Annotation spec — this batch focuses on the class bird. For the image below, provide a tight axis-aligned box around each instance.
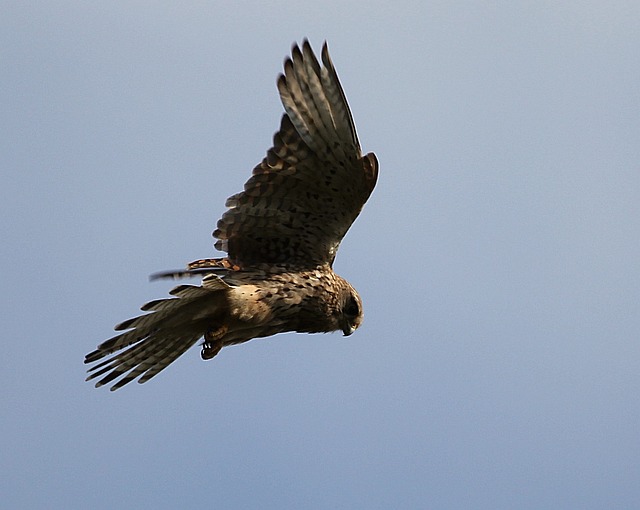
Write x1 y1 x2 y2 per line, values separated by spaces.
85 40 378 390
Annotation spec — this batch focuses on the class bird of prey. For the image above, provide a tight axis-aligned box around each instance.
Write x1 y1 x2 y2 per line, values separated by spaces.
85 40 378 390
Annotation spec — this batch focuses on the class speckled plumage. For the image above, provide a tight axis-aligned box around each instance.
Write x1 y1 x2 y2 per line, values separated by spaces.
85 40 377 390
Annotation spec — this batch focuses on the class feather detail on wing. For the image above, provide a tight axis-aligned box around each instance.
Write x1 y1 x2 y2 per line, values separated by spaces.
214 40 378 268
149 257 243 281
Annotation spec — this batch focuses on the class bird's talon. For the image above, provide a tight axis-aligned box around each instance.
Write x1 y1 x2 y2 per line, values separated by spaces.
201 324 227 360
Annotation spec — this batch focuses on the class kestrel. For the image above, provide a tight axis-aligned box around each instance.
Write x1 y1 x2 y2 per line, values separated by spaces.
85 40 378 390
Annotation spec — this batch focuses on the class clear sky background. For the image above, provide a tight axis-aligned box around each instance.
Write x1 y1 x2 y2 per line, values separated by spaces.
2 1 639 508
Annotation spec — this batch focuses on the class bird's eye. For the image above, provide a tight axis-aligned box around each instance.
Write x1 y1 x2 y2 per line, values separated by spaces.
344 297 360 318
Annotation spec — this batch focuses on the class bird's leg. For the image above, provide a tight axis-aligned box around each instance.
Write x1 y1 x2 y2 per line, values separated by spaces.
201 323 228 360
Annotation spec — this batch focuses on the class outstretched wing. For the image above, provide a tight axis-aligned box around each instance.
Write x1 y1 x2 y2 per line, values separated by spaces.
214 40 378 268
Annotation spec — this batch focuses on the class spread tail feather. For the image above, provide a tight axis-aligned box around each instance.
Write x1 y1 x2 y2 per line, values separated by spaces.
85 279 231 391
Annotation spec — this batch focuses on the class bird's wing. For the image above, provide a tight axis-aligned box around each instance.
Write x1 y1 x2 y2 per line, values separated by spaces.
214 40 378 268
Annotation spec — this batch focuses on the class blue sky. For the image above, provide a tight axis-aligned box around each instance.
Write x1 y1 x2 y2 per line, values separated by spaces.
2 1 639 508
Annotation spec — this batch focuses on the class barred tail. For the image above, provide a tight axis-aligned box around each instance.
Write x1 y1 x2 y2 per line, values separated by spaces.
85 277 230 391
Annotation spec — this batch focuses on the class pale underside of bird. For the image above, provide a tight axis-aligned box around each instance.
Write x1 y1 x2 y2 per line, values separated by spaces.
85 40 378 390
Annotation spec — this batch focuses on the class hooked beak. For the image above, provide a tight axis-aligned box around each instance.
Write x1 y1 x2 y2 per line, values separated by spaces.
342 325 356 336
